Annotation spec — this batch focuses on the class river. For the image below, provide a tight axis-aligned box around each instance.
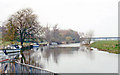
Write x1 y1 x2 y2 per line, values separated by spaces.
0 43 118 73
20 43 118 73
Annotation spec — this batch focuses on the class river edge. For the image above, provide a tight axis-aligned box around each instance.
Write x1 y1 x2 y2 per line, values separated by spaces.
0 41 119 54
82 44 119 54
89 40 119 54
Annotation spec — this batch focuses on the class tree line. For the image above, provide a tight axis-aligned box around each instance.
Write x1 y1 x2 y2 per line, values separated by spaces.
1 8 81 47
44 24 80 44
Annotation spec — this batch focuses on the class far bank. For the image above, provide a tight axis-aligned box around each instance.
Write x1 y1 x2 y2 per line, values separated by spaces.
90 40 119 54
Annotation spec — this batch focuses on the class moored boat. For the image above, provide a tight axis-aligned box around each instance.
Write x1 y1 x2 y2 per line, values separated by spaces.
0 50 21 63
49 42 58 47
30 43 39 47
0 50 9 63
39 42 49 46
3 45 21 53
5 45 22 49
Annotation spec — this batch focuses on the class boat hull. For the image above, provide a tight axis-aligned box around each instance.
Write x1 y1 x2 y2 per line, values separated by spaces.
3 49 21 55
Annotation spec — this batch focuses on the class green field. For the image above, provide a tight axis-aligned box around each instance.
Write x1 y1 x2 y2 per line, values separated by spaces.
90 40 119 54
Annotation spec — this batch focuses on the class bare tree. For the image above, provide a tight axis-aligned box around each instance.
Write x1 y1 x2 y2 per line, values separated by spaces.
79 32 86 44
86 30 94 44
51 24 60 42
44 24 52 43
79 30 94 45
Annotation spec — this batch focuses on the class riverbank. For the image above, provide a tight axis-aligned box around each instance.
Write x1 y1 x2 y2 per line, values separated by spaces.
90 40 119 54
0 40 31 49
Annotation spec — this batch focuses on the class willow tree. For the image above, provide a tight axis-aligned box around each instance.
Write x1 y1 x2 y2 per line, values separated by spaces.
4 8 43 47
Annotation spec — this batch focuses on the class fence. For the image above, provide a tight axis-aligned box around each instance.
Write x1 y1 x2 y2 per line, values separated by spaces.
0 61 55 74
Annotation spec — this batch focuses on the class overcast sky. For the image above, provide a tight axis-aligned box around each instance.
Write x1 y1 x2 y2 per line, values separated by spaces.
0 0 119 37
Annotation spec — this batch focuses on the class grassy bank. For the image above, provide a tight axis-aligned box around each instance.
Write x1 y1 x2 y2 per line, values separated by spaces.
0 40 32 49
90 40 119 54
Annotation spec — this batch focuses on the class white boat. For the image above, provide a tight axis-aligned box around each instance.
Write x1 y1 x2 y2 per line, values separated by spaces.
50 42 58 47
0 50 22 73
0 50 10 62
3 49 20 53
31 43 39 47
0 50 21 63
51 42 58 45
39 42 49 46
5 45 21 49
4 45 21 53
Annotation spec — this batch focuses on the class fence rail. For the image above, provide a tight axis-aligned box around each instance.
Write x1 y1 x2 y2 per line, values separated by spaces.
0 61 55 74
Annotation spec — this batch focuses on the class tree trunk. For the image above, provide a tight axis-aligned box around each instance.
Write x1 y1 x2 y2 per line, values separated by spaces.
20 30 23 48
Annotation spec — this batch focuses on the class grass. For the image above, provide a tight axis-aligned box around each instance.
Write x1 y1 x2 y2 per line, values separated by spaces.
90 40 119 54
0 40 11 49
0 40 32 48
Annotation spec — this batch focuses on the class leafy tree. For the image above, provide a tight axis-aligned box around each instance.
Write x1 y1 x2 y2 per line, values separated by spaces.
3 18 18 41
65 36 72 43
44 26 80 43
58 29 80 43
3 8 43 47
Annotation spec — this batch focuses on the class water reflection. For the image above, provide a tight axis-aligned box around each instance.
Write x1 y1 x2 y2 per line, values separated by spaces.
21 44 95 70
0 62 53 73
22 47 80 69
22 44 117 73
0 47 54 73
0 43 118 73
79 45 95 60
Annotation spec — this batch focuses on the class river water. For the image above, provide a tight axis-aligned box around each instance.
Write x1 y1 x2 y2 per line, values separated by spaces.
19 43 118 73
